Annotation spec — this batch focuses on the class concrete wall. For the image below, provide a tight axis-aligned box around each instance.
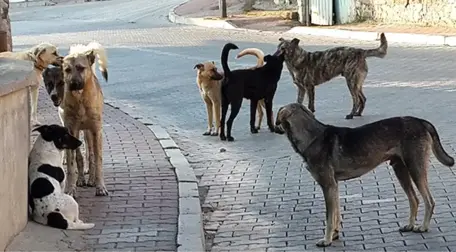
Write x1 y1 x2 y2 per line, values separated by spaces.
0 58 35 251
356 0 456 27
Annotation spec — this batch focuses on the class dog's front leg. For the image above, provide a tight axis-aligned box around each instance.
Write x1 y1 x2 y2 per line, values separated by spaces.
65 127 79 198
317 182 339 247
203 97 213 136
220 99 229 141
92 129 108 196
296 87 306 105
307 86 316 113
250 99 259 134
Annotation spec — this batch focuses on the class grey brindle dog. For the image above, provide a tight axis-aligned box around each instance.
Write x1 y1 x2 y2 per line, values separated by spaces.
274 33 387 119
274 103 454 247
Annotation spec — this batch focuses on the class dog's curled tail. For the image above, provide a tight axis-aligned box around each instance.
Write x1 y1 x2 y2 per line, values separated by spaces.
236 48 265 68
87 41 108 82
221 43 239 77
365 33 388 58
420 119 455 167
47 211 95 230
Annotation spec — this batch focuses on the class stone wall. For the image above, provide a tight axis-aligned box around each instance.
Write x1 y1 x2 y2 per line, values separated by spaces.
0 0 12 51
0 58 34 251
356 0 456 27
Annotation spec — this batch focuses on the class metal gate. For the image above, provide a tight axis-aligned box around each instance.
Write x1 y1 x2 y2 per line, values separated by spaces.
310 0 333 26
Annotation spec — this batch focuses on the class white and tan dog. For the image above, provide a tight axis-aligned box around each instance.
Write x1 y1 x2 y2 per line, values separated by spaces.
0 43 63 126
29 124 95 230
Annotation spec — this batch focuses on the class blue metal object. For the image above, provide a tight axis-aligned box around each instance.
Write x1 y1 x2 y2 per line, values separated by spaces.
334 0 356 24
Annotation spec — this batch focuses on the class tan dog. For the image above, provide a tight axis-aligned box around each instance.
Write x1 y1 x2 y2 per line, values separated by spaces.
194 48 266 136
62 42 109 197
0 43 63 126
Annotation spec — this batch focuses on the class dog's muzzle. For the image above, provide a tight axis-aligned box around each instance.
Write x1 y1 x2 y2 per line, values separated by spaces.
211 73 223 81
50 94 60 107
273 49 283 57
52 57 63 67
69 81 84 91
274 124 285 134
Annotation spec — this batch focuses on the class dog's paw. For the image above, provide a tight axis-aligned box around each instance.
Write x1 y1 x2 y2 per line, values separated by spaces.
268 127 275 133
316 239 331 247
65 186 78 198
76 176 87 187
412 225 429 233
255 126 260 131
332 230 340 240
220 135 227 141
210 131 218 136
87 176 96 187
354 112 362 117
95 185 109 196
202 131 211 136
399 224 415 232
345 114 354 120
227 136 235 142
250 128 259 134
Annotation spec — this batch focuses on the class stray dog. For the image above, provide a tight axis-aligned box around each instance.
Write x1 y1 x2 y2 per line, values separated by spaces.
193 48 266 136
62 41 109 197
0 43 63 126
42 66 88 174
275 33 387 119
28 124 95 230
274 103 455 247
220 43 284 141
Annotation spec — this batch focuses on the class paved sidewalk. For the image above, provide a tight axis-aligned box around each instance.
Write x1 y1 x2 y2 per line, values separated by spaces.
7 88 179 252
171 0 456 46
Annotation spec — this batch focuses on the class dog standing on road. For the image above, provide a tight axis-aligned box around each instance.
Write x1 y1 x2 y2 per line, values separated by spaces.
62 41 109 197
194 48 266 136
220 43 285 141
0 43 63 126
274 103 455 247
275 33 387 119
29 124 95 230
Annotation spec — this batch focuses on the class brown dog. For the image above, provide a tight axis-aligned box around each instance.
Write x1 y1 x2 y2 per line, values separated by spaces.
62 42 109 197
275 103 454 247
0 43 63 126
194 48 266 136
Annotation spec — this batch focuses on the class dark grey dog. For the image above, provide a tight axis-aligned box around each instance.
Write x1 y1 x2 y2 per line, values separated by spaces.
274 33 387 119
274 103 454 247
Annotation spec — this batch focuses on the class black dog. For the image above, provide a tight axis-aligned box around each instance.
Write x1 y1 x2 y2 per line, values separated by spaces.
220 43 284 141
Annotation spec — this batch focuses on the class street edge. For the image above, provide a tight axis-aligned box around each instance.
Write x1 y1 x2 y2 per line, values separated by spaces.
104 100 205 252
167 2 456 47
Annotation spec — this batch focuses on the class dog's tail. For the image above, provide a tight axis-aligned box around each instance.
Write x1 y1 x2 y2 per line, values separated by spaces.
236 48 265 68
365 33 387 58
47 211 95 230
419 119 455 167
221 43 239 77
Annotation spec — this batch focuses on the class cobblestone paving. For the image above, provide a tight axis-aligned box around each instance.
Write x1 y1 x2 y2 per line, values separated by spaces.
34 87 178 252
13 1 456 251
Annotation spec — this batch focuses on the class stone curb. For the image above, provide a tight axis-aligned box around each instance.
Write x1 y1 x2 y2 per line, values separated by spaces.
167 2 456 47
104 99 205 252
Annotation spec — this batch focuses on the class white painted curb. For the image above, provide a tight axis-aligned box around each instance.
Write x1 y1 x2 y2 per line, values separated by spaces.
105 99 205 252
168 1 456 47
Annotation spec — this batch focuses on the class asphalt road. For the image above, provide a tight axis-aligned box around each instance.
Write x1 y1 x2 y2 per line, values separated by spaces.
10 1 456 251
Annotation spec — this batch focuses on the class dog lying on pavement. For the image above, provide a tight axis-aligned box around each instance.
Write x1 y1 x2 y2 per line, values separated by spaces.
274 103 455 247
275 33 387 119
29 124 95 230
0 43 63 126
62 41 109 197
219 42 285 141
194 48 267 136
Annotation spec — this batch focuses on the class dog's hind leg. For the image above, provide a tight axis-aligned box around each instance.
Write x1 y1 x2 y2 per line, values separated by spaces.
344 76 360 120
404 144 435 233
390 157 419 232
203 97 214 136
250 99 259 134
220 98 229 141
264 98 275 132
353 71 367 117
226 99 243 142
92 129 109 196
317 181 338 247
256 100 264 131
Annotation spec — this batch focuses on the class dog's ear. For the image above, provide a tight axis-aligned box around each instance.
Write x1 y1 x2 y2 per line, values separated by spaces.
279 37 285 42
263 55 272 62
277 106 293 123
291 38 300 46
211 61 216 65
194 63 204 70
86 51 96 66
32 125 50 136
32 46 47 61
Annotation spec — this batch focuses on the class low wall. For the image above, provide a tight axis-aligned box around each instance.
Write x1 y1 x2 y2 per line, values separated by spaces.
0 58 35 251
356 0 456 27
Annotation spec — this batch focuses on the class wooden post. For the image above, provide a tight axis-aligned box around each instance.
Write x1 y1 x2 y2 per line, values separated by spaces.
0 31 7 53
219 0 227 18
